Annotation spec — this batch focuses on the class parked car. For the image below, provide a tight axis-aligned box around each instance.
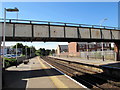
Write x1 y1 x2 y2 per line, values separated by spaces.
4 54 12 58
5 54 20 58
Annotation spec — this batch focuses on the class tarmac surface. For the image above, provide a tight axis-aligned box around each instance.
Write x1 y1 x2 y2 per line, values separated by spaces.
3 56 86 89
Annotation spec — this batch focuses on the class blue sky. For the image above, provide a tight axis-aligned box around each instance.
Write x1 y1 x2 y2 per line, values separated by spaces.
1 2 118 50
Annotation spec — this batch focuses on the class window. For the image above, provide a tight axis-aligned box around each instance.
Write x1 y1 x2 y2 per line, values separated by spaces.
79 44 85 48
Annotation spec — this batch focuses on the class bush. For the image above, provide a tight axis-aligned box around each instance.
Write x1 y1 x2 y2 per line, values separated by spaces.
4 58 16 68
20 54 25 57
5 60 10 67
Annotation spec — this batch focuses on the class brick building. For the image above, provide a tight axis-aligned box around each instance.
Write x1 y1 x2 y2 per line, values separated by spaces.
56 42 112 56
68 42 112 56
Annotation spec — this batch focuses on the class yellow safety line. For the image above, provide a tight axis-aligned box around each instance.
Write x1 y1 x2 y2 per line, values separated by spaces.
37 57 69 88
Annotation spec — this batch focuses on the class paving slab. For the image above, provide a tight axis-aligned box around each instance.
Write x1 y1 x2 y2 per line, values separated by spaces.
3 57 86 89
50 56 120 67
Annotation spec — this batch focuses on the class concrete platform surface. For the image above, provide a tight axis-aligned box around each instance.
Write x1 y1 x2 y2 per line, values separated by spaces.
3 56 86 89
50 56 120 68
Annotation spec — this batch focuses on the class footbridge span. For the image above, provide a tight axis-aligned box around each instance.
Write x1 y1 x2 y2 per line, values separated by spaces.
0 19 120 42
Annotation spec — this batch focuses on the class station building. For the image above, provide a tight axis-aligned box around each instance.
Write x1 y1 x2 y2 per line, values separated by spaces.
68 42 112 56
56 42 113 57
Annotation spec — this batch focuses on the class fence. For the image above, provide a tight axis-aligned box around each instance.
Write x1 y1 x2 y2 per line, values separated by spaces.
55 50 116 61
80 50 116 60
17 53 36 63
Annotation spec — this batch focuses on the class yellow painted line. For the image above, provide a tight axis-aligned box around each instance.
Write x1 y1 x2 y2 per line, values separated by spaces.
37 57 69 88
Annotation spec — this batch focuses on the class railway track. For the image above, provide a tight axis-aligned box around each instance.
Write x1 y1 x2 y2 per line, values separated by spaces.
41 56 120 89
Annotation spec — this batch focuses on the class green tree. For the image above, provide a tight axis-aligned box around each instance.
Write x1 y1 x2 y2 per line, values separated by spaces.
45 49 51 56
12 43 36 56
51 49 55 54
12 43 24 54
35 48 52 56
12 43 24 48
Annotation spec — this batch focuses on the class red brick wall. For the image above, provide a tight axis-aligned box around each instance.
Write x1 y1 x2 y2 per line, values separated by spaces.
69 52 80 56
68 42 77 53
60 52 69 55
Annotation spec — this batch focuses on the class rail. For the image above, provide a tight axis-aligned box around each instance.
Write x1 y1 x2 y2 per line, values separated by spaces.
0 18 119 30
42 57 120 89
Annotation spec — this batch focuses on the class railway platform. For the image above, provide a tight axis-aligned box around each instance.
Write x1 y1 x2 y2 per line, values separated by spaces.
3 56 87 89
50 56 120 68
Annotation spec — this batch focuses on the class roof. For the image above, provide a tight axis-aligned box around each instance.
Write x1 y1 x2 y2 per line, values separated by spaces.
77 42 96 45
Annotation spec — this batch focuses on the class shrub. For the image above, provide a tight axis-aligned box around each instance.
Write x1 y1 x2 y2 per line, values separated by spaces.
4 58 16 68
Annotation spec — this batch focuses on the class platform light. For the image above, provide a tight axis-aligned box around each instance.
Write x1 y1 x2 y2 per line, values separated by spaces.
6 7 19 12
3 7 19 68
100 18 108 61
100 18 108 26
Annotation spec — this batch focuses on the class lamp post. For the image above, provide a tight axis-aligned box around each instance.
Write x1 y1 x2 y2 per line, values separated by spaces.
30 42 32 58
87 42 89 60
29 46 31 62
100 18 108 26
16 43 18 68
16 11 19 67
26 43 27 59
3 7 19 68
100 18 108 61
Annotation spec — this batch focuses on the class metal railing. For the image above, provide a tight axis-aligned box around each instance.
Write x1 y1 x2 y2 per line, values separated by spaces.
0 18 119 30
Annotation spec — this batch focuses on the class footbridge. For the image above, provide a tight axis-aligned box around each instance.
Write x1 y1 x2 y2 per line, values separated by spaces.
0 19 120 42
